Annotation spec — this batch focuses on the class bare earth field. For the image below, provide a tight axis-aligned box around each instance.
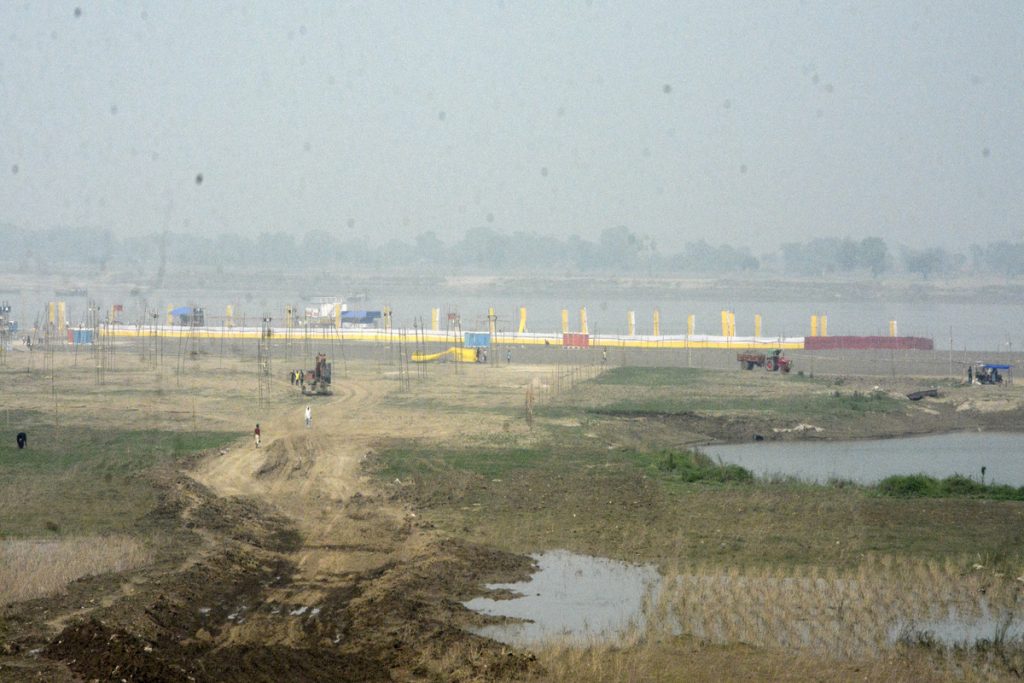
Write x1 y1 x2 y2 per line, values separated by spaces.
1 341 1023 681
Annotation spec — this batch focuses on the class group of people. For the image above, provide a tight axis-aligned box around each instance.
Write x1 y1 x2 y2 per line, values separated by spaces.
253 405 312 447
968 364 1004 385
473 349 515 363
289 369 306 385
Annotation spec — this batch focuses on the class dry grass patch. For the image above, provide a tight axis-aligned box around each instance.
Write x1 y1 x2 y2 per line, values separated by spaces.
0 535 151 603
658 556 1024 659
533 556 1024 682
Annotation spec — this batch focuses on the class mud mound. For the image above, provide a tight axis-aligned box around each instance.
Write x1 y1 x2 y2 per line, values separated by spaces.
200 644 389 682
45 618 190 681
254 447 289 478
40 539 539 683
253 437 315 480
190 494 302 552
332 538 539 679
147 474 301 552
46 617 390 683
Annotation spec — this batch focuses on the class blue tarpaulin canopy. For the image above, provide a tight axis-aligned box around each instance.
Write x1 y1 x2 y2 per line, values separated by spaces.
171 306 193 315
979 364 1013 370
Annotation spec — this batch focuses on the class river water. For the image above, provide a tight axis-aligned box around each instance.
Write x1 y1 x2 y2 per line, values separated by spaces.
702 432 1024 486
5 280 1024 351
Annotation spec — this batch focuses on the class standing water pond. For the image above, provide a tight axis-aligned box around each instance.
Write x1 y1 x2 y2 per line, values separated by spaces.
702 432 1024 486
464 550 660 647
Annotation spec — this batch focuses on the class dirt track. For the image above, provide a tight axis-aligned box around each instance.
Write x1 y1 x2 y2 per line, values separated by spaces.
2 363 545 682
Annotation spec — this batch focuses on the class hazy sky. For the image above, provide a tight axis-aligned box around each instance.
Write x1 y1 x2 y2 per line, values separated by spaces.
1 1 1021 251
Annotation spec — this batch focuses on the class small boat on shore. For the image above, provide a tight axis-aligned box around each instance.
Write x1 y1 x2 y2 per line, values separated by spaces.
906 388 939 401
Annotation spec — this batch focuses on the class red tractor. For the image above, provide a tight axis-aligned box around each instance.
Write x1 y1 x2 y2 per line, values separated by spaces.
737 349 792 373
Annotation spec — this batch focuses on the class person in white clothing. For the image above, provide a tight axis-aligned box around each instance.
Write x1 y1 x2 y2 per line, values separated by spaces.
304 405 312 428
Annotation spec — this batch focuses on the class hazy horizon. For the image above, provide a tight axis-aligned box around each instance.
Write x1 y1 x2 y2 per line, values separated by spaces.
2 2 1022 251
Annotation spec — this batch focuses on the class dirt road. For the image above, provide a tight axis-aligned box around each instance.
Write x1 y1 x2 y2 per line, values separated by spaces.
3 364 542 682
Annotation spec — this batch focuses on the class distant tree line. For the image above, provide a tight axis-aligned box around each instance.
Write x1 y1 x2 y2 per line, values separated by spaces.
1 222 1022 279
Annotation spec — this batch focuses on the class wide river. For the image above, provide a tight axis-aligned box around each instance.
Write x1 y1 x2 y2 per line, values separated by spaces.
702 432 1024 486
7 282 1024 351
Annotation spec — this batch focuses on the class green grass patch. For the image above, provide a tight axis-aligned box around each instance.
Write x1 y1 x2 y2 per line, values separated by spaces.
379 444 555 481
373 438 1024 570
0 425 241 537
592 366 711 387
655 449 754 483
376 441 754 490
877 474 1024 500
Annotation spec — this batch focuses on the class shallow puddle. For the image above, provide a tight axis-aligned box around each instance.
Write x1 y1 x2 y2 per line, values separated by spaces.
464 550 661 647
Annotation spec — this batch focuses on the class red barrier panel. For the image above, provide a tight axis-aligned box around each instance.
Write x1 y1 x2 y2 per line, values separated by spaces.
804 336 933 351
562 333 590 348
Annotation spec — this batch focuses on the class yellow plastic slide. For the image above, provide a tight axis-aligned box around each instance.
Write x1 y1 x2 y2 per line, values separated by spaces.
410 347 480 363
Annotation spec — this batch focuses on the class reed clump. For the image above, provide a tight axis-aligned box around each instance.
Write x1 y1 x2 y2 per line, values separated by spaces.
536 555 1024 681
0 535 151 603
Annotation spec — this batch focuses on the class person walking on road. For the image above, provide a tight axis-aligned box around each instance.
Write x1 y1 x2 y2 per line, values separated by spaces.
506 349 512 364
305 405 312 428
254 424 261 448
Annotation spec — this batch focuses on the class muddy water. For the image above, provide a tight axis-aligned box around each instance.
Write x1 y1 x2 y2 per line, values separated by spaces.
703 432 1024 486
463 550 660 647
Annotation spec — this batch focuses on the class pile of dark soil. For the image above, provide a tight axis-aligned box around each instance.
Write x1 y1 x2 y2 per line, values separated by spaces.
10 469 541 682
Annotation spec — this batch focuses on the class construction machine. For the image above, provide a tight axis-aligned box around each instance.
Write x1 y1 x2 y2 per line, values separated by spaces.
301 353 333 395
